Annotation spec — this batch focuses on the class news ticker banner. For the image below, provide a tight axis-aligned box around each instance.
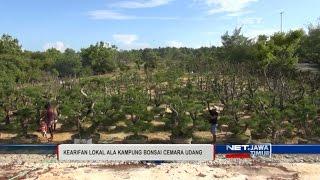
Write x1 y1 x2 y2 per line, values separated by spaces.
58 144 214 161
222 144 272 158
216 144 320 154
57 144 271 160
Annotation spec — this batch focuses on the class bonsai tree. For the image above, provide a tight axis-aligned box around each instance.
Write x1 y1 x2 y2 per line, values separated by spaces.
249 89 301 143
122 87 152 140
93 94 124 132
183 79 206 130
15 107 34 137
161 74 203 141
164 95 193 140
0 80 16 126
59 82 94 139
15 86 44 138
288 98 317 138
81 78 115 134
59 76 125 143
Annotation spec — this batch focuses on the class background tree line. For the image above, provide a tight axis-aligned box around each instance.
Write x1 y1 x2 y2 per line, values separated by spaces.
0 23 319 143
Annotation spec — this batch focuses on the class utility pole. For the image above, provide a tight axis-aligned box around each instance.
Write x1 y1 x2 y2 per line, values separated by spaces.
280 11 284 33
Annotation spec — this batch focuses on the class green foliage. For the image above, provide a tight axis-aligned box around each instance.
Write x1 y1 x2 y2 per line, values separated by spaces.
299 23 320 64
0 54 27 82
13 86 45 136
258 30 304 69
16 107 35 136
0 29 320 143
59 82 88 132
122 87 152 136
289 98 318 136
142 49 158 72
0 34 22 55
80 42 117 74
164 95 193 138
193 116 211 131
45 48 62 60
54 48 82 77
93 93 124 132
221 28 255 63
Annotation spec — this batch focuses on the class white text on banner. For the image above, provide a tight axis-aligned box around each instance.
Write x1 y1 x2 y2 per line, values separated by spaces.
58 144 214 161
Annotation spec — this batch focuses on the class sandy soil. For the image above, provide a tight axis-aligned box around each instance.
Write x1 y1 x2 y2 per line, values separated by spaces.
0 129 216 144
2 124 320 179
1 154 320 180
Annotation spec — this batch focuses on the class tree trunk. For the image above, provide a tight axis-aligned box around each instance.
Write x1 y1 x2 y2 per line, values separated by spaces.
5 116 10 125
21 118 28 137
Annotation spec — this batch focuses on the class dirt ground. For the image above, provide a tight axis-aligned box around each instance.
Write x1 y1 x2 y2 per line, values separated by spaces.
1 154 320 180
2 122 320 179
0 121 218 144
0 130 214 144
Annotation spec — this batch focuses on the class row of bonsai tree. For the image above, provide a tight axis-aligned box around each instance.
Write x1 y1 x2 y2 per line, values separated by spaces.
0 27 320 143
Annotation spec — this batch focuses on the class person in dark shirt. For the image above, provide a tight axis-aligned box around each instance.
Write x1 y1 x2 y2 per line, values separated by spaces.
42 102 57 141
209 107 218 144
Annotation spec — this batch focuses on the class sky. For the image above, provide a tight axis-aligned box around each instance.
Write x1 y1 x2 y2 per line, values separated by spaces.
0 0 319 51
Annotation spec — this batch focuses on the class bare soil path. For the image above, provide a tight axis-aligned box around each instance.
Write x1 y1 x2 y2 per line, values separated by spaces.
1 154 320 180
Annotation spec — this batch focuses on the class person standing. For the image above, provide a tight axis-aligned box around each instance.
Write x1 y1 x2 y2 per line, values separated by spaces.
42 102 57 141
209 107 218 144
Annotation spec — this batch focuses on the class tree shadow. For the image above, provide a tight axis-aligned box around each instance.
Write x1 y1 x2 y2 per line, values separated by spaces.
148 139 171 144
0 134 40 144
149 124 167 132
107 125 128 133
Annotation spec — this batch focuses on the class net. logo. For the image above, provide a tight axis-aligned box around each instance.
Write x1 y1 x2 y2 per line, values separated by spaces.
225 144 272 158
